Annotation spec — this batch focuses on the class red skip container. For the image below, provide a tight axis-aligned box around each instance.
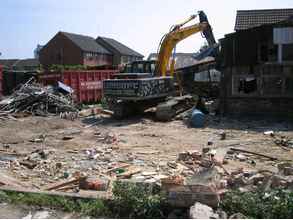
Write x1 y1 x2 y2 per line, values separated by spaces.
39 70 117 103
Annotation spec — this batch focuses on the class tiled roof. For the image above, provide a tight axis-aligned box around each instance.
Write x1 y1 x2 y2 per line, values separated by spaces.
61 32 111 54
235 8 293 31
97 37 144 57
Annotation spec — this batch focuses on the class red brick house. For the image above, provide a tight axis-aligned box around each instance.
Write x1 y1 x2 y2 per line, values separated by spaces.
96 37 144 66
39 32 113 69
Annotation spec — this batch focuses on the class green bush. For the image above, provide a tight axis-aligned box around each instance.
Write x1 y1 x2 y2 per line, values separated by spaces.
49 64 87 71
1 191 109 218
0 183 169 219
110 181 167 219
221 189 293 219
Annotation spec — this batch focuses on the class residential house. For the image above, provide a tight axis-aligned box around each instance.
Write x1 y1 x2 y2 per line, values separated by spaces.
0 59 19 70
96 37 144 66
219 9 293 116
39 32 113 69
0 59 39 95
13 59 40 71
0 58 40 71
235 8 293 31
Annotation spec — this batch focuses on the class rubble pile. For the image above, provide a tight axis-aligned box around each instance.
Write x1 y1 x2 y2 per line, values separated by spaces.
0 78 77 118
158 145 293 213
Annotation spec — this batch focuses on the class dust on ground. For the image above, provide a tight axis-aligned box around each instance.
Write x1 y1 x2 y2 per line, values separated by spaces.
0 114 293 189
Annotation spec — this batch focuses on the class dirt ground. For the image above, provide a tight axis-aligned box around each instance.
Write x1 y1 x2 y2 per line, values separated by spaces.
0 202 82 219
0 112 293 190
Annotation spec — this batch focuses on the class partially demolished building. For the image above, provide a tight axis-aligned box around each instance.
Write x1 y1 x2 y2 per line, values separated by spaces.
220 9 293 116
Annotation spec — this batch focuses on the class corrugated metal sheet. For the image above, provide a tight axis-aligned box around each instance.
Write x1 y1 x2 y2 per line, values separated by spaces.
274 27 293 44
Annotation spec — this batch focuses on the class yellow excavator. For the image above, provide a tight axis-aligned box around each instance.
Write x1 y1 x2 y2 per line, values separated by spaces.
103 11 217 119
156 11 216 77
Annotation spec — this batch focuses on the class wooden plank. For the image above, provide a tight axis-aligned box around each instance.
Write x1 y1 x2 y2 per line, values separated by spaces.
0 185 110 200
105 163 131 174
20 160 37 169
101 109 113 115
230 148 278 161
57 184 78 192
0 171 29 188
44 176 85 191
116 167 141 179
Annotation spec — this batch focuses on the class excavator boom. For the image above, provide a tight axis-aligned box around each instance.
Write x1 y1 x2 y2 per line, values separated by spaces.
155 11 216 77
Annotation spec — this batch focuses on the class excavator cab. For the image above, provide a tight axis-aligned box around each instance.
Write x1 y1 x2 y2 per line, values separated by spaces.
122 60 156 74
114 60 157 79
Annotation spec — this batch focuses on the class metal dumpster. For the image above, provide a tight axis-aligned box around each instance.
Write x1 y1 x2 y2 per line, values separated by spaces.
39 70 118 103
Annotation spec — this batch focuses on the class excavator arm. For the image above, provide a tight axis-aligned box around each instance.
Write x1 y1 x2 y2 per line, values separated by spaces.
155 11 216 77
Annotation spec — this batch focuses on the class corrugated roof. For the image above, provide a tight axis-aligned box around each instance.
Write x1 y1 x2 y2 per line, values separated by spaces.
61 32 111 54
97 37 144 57
235 8 293 31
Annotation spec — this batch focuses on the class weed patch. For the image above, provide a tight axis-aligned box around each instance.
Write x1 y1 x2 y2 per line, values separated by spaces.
110 181 169 218
221 189 293 219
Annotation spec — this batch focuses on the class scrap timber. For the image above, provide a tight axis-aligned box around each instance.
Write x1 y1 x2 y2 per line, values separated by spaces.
0 78 77 117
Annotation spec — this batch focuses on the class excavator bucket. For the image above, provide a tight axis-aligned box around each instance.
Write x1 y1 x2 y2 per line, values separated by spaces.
198 11 216 47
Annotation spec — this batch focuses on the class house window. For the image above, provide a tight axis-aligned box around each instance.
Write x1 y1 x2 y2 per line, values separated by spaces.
84 52 94 59
121 56 128 64
232 74 258 95
238 77 257 94
132 63 144 73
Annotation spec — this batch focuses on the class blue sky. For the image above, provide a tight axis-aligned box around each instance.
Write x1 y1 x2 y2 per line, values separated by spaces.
0 0 292 59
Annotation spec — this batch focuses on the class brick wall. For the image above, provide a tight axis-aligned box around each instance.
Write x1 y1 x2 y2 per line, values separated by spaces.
220 63 293 116
224 97 293 116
